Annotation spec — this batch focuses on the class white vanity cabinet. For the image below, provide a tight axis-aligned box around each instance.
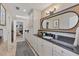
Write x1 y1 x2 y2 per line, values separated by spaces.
52 44 63 56
36 37 44 55
32 35 38 52
26 35 78 56
33 36 53 56
37 36 78 56
37 37 53 56
42 39 53 56
30 35 43 55
61 48 78 56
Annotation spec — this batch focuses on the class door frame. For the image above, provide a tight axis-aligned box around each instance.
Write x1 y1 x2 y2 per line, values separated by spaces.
13 20 25 42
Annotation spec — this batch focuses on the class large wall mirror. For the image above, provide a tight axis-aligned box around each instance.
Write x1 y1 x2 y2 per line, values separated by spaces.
42 11 79 30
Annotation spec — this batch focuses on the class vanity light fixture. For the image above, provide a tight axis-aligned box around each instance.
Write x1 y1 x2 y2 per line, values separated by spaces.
49 8 56 15
45 4 61 15
46 8 56 15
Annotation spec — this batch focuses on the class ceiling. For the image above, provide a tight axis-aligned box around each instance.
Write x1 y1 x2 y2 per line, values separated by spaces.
4 3 77 19
4 3 52 18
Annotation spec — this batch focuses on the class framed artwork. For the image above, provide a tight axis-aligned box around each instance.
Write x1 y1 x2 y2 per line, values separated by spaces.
0 3 6 26
53 19 59 29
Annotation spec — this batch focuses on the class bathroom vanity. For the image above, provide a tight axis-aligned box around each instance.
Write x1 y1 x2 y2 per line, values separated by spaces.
26 4 79 56
24 4 79 56
25 30 79 56
33 34 79 56
25 32 79 56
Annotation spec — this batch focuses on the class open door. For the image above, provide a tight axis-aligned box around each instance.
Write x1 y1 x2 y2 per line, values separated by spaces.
12 20 25 43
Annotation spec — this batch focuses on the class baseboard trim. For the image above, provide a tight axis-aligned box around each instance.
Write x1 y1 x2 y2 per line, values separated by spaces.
25 39 39 56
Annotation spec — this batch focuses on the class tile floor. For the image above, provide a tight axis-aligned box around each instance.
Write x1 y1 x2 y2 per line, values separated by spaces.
16 41 35 56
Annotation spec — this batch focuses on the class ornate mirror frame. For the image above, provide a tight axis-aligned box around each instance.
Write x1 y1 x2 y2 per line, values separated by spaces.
40 4 79 33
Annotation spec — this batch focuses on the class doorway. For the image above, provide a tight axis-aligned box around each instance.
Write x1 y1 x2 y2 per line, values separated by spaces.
12 20 25 43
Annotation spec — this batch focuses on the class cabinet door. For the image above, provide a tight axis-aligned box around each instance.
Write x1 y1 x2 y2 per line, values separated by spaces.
37 38 53 56
53 45 63 56
53 44 78 56
32 36 38 52
62 48 78 56
42 40 53 56
37 38 43 56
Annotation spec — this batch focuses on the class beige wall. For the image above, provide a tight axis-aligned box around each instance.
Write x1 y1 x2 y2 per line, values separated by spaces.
0 4 30 55
0 4 14 55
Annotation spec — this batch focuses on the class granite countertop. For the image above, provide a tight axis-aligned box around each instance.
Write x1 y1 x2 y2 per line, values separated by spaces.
33 34 79 55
